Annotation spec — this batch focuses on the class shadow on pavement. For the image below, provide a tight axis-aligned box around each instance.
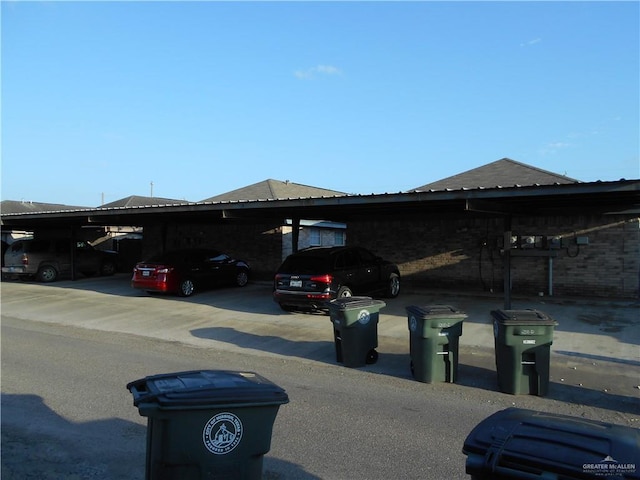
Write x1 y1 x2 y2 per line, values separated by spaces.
1 393 146 480
556 350 640 367
192 326 339 365
191 327 640 416
1 393 318 480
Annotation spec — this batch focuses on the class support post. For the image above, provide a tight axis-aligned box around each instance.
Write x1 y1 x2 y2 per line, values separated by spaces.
291 218 300 253
503 217 512 310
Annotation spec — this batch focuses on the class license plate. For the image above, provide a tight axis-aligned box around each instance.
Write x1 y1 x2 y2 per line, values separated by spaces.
2 267 23 273
142 270 151 277
290 279 303 288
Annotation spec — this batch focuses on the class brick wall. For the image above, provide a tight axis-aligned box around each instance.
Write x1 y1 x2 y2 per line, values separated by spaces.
146 213 639 298
347 214 639 299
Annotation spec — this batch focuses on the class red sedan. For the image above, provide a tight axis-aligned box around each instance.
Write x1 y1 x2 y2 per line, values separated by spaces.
132 249 250 297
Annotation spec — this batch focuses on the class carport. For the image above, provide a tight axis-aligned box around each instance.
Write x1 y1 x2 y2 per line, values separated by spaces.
2 179 640 307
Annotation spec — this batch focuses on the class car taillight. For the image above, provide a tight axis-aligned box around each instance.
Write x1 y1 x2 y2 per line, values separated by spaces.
21 254 28 266
310 274 332 284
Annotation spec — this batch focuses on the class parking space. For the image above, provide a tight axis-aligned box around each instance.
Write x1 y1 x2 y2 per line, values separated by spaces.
2 273 639 370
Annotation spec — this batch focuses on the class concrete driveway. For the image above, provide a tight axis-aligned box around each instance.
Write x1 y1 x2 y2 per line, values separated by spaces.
2 273 639 402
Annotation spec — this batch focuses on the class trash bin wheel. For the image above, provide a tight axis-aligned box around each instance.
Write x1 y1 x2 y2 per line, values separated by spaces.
366 349 378 364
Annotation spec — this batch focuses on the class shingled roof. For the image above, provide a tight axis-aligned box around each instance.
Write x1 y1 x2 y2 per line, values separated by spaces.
1 200 90 214
99 195 188 208
201 179 345 202
410 158 580 192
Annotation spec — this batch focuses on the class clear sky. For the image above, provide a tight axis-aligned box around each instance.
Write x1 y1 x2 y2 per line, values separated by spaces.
2 1 639 207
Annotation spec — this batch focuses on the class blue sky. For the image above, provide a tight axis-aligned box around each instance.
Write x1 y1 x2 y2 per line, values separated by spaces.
2 1 638 207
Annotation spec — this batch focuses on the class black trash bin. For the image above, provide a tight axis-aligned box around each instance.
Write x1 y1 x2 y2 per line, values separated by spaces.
329 296 386 368
406 304 467 383
463 407 640 480
491 309 558 396
127 370 289 480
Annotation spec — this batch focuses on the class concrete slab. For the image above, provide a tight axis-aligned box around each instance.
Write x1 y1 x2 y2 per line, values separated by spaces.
2 274 639 409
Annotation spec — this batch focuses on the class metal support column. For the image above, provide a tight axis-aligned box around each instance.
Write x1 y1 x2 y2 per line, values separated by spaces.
503 216 512 310
291 218 300 253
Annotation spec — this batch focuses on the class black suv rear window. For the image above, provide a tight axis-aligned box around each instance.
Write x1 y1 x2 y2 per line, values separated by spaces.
279 255 328 273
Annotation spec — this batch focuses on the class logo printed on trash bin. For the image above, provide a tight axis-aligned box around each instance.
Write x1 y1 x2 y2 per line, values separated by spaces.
358 309 371 325
410 316 417 332
203 412 243 455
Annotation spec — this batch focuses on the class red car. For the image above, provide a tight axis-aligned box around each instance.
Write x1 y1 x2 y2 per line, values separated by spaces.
131 249 250 296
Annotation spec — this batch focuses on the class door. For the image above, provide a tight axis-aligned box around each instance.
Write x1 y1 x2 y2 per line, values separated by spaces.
354 247 383 293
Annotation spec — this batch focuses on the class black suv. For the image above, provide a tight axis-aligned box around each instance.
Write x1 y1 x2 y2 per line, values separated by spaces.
273 246 400 312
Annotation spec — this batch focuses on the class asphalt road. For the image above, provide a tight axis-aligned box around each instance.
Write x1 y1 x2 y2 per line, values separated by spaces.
1 275 639 479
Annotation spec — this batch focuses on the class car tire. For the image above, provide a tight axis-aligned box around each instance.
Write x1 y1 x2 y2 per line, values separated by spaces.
100 261 116 276
279 304 295 312
337 286 353 298
386 273 400 298
36 265 58 283
235 268 249 287
178 279 195 297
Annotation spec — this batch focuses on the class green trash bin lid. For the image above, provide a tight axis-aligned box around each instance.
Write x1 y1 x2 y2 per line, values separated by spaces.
491 309 557 326
127 370 289 409
329 296 386 311
406 304 467 320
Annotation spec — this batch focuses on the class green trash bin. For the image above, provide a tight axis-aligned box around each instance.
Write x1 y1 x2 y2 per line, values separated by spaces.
406 305 467 383
127 370 289 480
329 296 386 368
491 309 558 396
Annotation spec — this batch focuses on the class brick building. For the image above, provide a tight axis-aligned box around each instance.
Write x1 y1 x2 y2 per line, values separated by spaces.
2 159 639 299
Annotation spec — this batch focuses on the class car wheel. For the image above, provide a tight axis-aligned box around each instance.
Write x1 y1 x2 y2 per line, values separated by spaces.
178 279 195 297
100 261 116 276
387 273 400 298
337 286 353 298
36 265 58 283
235 268 249 287
279 304 295 312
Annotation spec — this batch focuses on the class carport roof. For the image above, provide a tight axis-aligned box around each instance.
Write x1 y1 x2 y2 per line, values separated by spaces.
1 159 638 230
1 179 638 230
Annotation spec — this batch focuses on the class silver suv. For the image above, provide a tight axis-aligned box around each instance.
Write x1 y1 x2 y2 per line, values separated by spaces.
2 238 118 282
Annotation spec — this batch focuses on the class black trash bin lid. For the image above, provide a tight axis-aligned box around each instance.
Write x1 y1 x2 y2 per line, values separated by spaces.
463 408 640 479
405 304 467 320
127 370 289 408
491 309 558 326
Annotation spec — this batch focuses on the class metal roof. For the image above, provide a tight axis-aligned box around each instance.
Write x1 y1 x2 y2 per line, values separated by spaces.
2 179 638 230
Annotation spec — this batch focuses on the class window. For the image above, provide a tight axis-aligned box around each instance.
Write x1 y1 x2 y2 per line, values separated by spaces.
309 229 321 246
334 230 345 246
